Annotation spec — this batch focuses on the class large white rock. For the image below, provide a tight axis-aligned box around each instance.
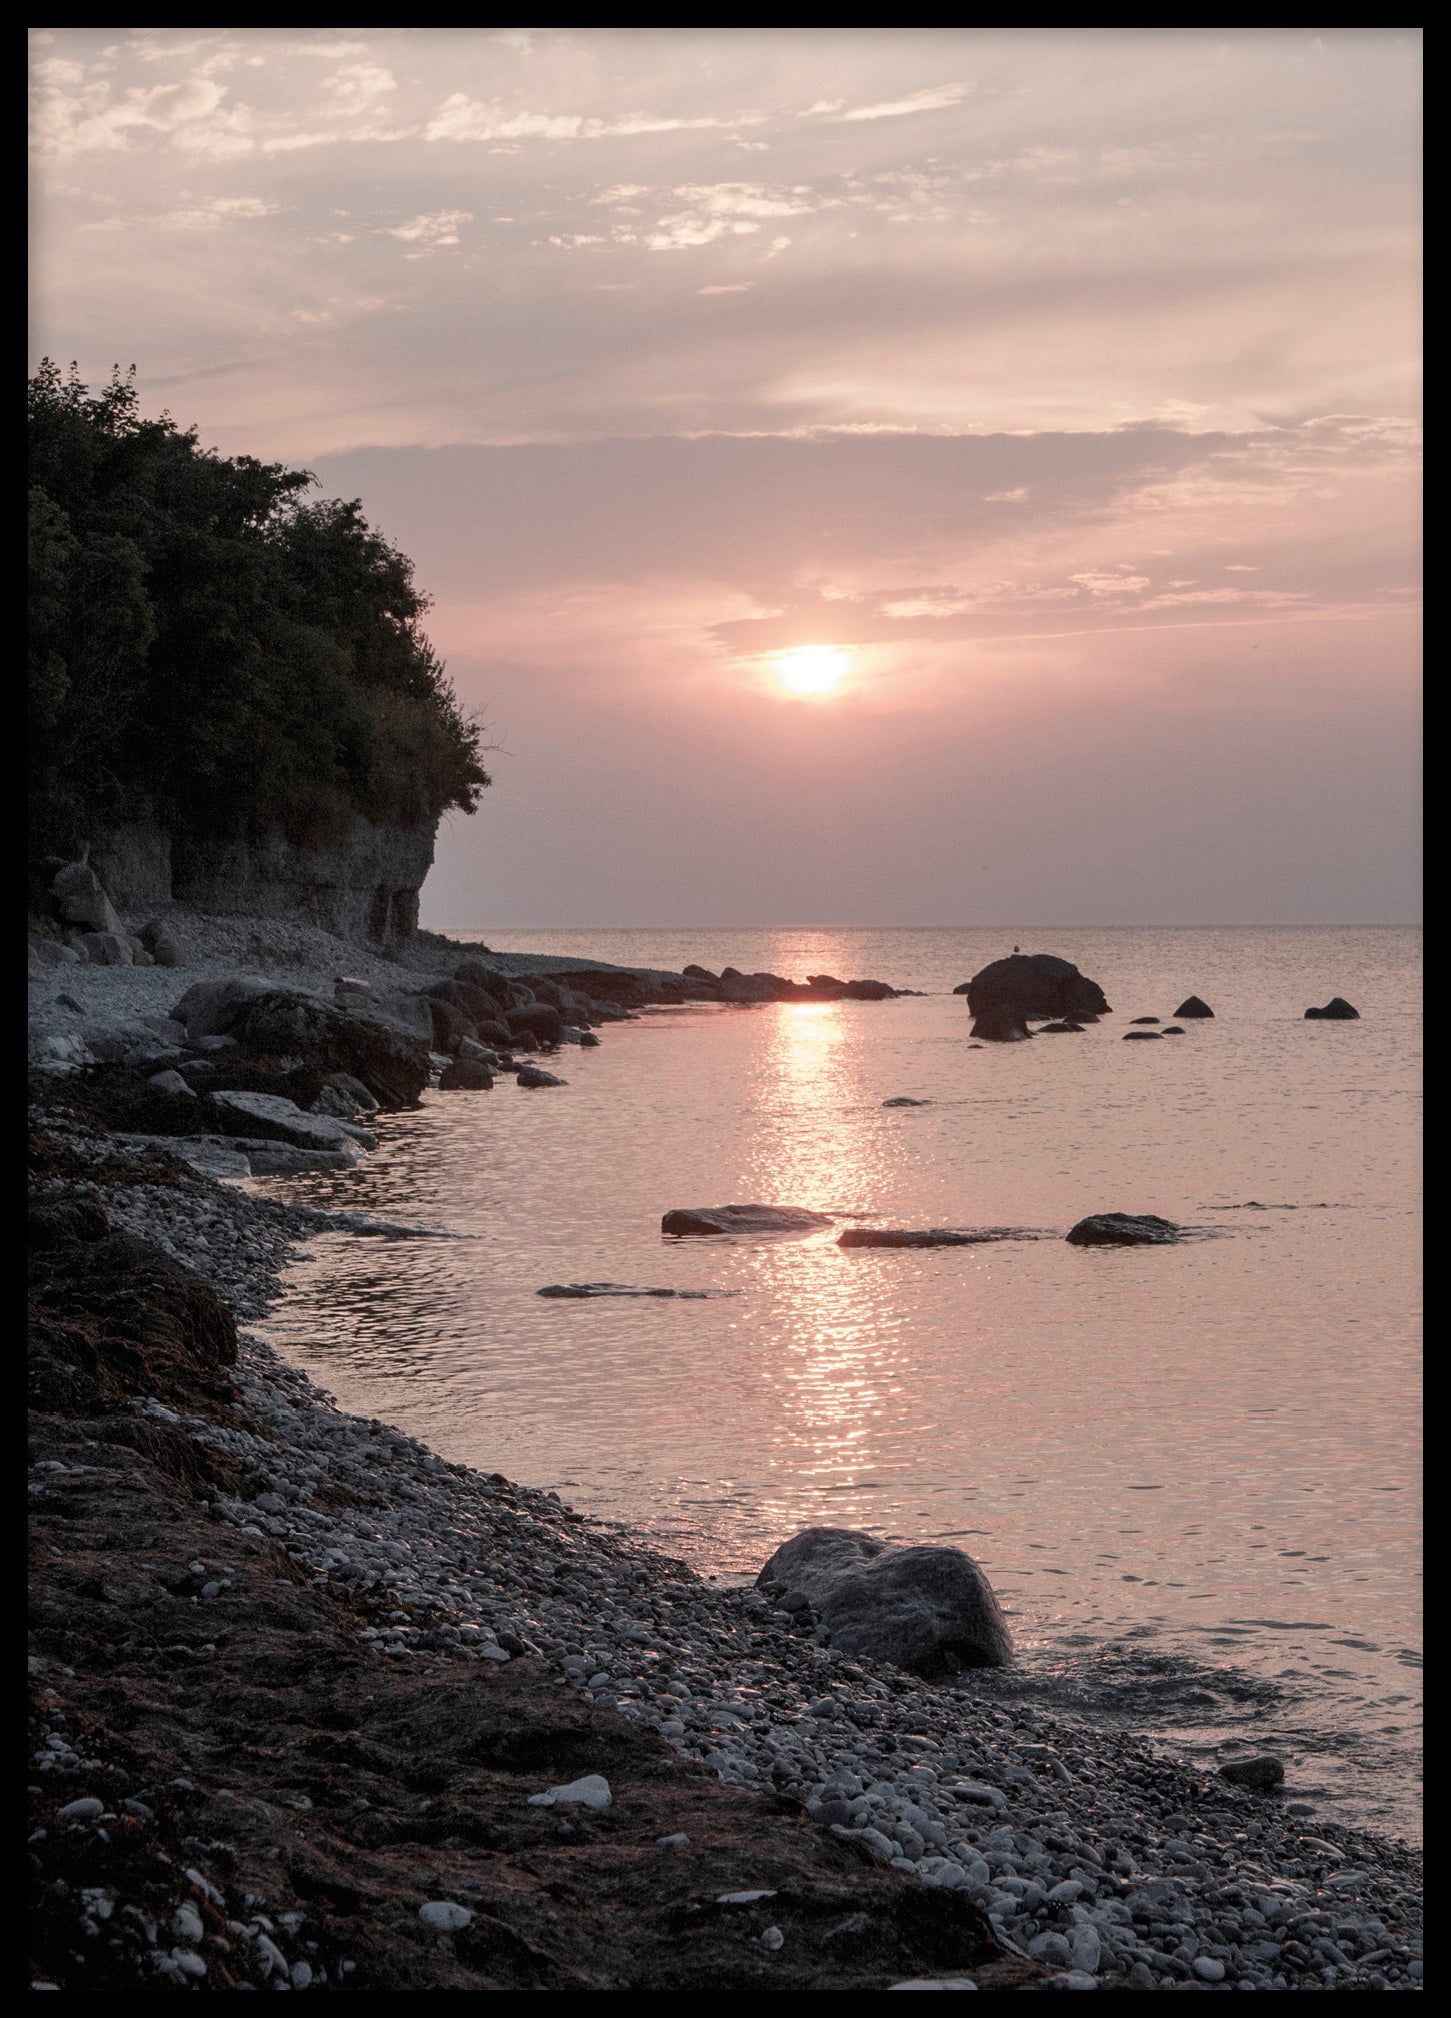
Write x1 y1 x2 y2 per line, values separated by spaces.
526 1774 612 1810
207 1088 362 1151
50 862 121 935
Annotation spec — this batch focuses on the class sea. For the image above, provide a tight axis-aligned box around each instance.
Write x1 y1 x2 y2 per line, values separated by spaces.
258 926 1421 1842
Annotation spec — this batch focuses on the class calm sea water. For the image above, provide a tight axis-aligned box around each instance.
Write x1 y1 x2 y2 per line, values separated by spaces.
260 927 1421 1840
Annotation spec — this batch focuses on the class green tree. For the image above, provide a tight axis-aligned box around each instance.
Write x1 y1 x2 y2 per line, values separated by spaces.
27 360 489 861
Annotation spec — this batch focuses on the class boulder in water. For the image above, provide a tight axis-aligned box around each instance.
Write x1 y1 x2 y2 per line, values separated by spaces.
1037 1020 1084 1034
1174 996 1214 1018
1219 1756 1286 1791
756 1526 1012 1676
1129 1015 1161 1025
1304 997 1360 1020
439 1058 494 1090
969 1006 1034 1042
662 1204 834 1237
1066 1213 1180 1246
882 1096 932 1107
960 952 1110 1040
1123 1030 1162 1040
507 1003 565 1047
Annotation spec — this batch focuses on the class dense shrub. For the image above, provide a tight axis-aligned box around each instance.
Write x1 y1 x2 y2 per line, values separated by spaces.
28 360 489 859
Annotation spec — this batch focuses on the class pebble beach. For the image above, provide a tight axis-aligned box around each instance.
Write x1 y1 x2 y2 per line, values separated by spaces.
27 921 1424 1990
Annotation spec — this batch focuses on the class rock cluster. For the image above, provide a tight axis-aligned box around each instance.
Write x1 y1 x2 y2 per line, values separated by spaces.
1065 1215 1181 1248
955 955 1111 1042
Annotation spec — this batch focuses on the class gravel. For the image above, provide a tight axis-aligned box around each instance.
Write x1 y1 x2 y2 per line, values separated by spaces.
27 1114 1424 1993
28 911 1424 1991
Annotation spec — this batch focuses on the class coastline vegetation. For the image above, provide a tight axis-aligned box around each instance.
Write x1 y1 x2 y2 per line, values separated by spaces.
28 360 489 863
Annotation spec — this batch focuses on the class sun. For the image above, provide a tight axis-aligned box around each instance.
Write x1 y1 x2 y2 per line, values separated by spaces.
775 645 850 697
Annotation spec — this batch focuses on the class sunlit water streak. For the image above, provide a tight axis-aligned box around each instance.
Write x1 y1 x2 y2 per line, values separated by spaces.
259 927 1421 1839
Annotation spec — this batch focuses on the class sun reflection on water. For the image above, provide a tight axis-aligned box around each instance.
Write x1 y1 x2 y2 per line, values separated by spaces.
736 1000 920 1533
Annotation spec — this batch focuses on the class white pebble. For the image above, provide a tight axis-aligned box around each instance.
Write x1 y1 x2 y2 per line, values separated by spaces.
419 1901 473 1932
527 1774 612 1810
171 1903 205 1943
761 1926 785 1951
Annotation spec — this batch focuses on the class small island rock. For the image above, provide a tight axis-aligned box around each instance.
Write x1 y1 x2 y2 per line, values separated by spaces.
959 952 1110 1041
1304 997 1360 1020
1174 995 1214 1018
1066 1213 1180 1246
662 1204 834 1237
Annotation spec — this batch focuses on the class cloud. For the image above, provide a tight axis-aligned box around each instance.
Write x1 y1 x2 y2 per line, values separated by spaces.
423 93 744 144
152 194 281 230
35 73 228 156
1069 570 1153 598
581 178 825 252
384 209 472 245
828 83 971 122
322 63 396 115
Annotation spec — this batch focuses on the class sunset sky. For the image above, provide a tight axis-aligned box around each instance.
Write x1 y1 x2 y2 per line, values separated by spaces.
30 28 1421 926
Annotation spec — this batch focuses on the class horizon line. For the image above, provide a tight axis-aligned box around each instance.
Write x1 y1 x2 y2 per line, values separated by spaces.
432 920 1423 934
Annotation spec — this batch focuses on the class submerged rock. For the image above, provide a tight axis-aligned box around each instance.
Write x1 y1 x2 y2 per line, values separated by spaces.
1219 1756 1286 1791
882 1097 932 1107
537 1283 724 1299
837 1228 1021 1248
757 1527 1012 1676
959 953 1110 1040
246 1143 363 1175
516 1065 566 1088
1065 1213 1180 1246
1129 1016 1161 1025
1037 1021 1084 1034
1305 997 1360 1020
1174 996 1214 1018
1122 1030 1163 1041
662 1204 835 1237
967 1006 1034 1043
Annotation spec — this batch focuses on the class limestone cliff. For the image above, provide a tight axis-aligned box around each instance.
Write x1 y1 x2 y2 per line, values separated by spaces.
90 817 436 948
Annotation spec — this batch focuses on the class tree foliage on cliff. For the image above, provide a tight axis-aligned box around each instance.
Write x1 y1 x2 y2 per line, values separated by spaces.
28 361 490 858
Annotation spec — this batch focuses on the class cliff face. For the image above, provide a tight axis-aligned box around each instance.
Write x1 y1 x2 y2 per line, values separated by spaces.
90 817 437 947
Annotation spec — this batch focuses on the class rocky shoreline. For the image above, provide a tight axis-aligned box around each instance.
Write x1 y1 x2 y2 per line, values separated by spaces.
29 923 1422 1992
